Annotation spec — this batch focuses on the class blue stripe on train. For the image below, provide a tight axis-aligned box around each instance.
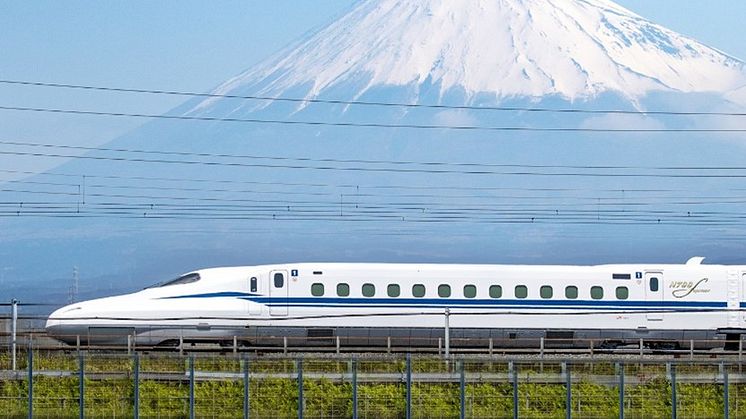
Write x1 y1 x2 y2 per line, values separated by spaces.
162 292 726 309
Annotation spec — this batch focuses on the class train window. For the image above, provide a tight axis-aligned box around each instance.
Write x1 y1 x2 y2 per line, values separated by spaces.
438 284 451 298
311 283 324 297
387 284 401 297
412 284 426 298
540 286 553 299
591 286 604 300
337 283 350 297
150 273 201 288
362 283 375 297
565 286 578 299
274 273 284 288
616 286 629 300
515 285 528 299
489 285 502 298
463 285 477 298
250 277 258 293
650 277 659 292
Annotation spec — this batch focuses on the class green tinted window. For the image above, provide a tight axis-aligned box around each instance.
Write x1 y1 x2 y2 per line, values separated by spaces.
438 284 451 298
387 284 400 297
337 283 349 297
463 285 477 298
311 283 324 297
362 283 375 297
489 285 502 298
616 286 629 300
591 286 604 300
412 284 426 298
540 286 553 299
515 285 528 299
650 277 659 292
565 286 578 299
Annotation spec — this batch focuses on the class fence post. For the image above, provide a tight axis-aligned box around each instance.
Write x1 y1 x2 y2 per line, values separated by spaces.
243 355 250 419
11 299 17 371
689 339 694 360
670 363 677 419
189 356 195 419
405 353 412 419
459 360 466 419
723 363 729 419
79 353 85 419
297 358 304 419
618 363 624 419
639 338 644 358
510 361 518 419
564 362 571 419
27 342 32 419
540 337 545 373
444 308 450 359
352 357 358 419
133 353 139 419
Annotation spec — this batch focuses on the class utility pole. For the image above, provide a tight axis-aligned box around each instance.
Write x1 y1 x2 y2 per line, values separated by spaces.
69 266 79 304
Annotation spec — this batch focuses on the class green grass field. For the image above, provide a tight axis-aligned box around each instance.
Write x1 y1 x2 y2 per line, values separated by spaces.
1 352 745 418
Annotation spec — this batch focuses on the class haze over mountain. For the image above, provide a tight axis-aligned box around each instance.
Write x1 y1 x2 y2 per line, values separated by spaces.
3 0 746 304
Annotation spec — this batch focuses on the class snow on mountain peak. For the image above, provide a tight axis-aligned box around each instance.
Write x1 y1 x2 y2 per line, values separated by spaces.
195 0 746 111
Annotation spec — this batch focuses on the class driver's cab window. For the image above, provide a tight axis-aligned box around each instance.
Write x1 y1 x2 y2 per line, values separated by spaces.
274 272 285 288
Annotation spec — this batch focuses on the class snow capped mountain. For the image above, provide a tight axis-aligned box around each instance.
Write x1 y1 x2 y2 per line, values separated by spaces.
193 0 745 113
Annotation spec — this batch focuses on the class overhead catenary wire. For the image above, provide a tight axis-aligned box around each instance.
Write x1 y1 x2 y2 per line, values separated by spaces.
1 105 746 133
7 148 746 178
0 168 730 196
1 78 745 117
6 138 746 171
2 200 744 224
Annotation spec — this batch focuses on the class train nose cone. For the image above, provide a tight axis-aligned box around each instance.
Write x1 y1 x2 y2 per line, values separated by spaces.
46 304 86 345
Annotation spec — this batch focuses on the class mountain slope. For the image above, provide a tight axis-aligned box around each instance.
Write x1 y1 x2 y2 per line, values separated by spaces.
192 0 745 115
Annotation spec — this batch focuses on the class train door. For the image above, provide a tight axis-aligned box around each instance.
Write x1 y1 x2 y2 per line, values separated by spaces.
645 272 663 321
269 270 289 316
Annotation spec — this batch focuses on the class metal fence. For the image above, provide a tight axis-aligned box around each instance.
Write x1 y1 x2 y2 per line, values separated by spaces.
2 346 746 418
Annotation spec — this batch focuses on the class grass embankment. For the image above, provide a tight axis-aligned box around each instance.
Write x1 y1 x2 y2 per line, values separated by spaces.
0 353 743 418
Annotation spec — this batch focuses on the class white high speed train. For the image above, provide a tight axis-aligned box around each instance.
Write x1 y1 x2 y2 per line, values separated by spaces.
46 257 746 349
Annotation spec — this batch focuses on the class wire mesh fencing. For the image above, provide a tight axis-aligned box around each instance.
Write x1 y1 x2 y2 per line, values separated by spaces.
2 347 746 418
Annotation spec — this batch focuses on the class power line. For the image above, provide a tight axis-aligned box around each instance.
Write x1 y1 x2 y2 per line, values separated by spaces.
1 79 744 117
2 210 742 226
1 104 745 133
6 138 746 171
0 168 718 196
6 148 746 178
4 192 746 225
8 179 746 206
